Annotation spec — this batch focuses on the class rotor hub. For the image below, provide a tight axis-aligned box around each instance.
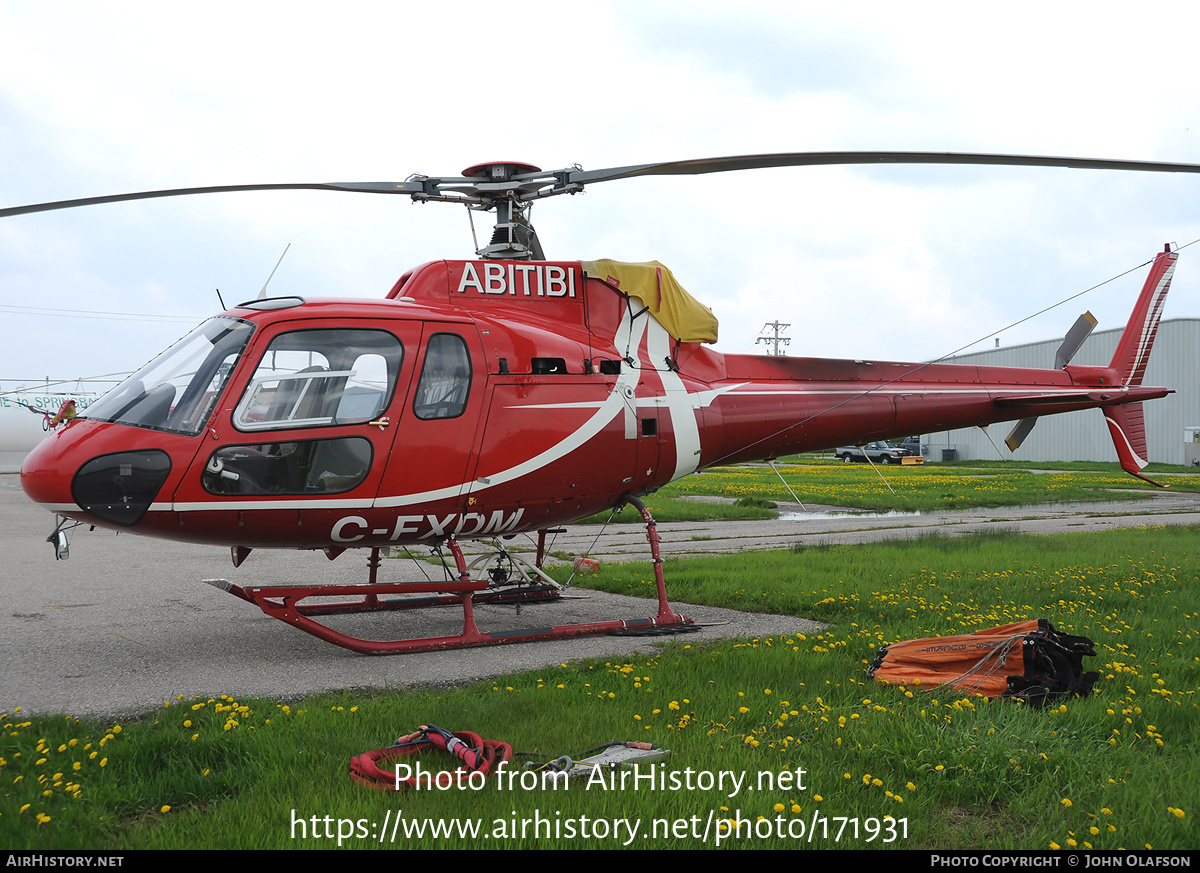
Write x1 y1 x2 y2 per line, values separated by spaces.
461 161 542 182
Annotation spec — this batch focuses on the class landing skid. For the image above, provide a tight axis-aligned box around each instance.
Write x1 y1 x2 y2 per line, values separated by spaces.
204 496 698 654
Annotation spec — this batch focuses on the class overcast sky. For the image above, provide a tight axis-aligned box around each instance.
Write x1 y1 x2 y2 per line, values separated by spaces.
3 1 1199 391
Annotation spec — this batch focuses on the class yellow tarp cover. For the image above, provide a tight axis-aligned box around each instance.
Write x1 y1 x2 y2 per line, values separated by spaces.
582 259 718 344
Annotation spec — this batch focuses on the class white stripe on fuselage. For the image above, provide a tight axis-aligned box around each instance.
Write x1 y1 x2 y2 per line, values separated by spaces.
501 303 740 483
725 386 1119 398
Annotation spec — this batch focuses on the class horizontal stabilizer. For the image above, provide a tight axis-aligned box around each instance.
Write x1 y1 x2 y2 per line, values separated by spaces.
1104 402 1167 487
1054 311 1097 369
1005 417 1038 451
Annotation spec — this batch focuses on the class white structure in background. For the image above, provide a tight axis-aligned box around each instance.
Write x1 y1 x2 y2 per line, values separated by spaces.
921 319 1199 466
0 380 113 473
1185 427 1200 467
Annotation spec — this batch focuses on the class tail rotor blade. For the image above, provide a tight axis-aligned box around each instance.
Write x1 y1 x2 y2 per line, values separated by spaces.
1054 311 1098 369
1005 417 1038 452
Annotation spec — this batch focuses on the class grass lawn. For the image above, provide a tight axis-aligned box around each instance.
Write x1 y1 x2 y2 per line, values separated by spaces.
582 460 1200 523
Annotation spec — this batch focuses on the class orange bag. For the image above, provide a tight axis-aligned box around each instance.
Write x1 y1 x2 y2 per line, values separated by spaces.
867 619 1098 705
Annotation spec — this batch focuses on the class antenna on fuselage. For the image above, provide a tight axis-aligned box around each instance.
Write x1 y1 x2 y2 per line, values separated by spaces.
258 243 292 299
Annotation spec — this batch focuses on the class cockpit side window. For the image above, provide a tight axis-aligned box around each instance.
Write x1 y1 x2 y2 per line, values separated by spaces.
202 437 373 495
413 333 471 420
233 328 403 432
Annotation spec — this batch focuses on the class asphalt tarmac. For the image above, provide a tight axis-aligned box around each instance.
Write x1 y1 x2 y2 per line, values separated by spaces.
2 473 1197 719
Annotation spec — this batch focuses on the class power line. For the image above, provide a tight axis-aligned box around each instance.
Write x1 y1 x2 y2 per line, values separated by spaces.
0 303 199 323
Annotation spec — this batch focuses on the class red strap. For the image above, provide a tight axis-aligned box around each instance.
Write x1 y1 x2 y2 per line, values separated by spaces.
350 728 513 791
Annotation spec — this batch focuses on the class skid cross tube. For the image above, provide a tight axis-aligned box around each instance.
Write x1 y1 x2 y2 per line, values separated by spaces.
206 510 695 653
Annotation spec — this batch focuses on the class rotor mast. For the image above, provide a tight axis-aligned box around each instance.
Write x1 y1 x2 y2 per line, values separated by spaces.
453 161 573 260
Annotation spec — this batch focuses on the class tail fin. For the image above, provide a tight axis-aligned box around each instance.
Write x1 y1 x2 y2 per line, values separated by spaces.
1109 245 1177 386
1104 401 1166 487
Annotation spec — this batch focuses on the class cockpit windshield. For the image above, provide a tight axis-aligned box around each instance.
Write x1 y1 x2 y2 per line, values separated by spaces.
83 318 255 436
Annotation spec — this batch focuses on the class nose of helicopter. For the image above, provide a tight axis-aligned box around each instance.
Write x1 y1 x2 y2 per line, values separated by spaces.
20 429 76 509
20 421 173 528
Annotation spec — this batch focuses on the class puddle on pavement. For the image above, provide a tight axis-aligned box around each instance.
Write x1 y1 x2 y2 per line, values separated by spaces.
777 501 1139 522
778 509 922 521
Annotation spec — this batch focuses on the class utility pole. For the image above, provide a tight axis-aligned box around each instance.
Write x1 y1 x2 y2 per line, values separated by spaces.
756 321 791 356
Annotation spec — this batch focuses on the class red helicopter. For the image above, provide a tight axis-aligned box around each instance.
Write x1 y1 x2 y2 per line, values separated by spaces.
6 152 1192 654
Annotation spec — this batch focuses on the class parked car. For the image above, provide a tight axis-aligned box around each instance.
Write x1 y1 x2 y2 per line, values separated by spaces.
835 441 912 464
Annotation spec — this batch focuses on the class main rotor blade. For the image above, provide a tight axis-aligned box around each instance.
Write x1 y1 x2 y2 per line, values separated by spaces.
10 150 1200 220
566 151 1200 186
0 181 426 219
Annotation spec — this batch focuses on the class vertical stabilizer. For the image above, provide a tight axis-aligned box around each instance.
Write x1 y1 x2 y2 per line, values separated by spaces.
1109 245 1177 386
